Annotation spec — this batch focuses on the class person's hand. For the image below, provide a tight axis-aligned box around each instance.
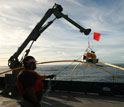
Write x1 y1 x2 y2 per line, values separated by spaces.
47 74 56 79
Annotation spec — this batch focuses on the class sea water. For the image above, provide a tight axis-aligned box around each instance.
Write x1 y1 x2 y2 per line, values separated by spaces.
37 63 124 83
0 63 124 83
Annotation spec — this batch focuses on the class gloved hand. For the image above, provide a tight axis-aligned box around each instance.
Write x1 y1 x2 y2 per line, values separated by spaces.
47 74 56 79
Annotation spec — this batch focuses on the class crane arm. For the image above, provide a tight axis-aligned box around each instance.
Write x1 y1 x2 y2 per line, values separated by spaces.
8 3 91 69
53 6 91 35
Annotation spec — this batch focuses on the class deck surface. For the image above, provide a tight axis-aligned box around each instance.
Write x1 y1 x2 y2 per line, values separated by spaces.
0 92 124 107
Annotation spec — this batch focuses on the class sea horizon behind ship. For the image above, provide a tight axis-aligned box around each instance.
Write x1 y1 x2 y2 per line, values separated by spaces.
0 63 124 83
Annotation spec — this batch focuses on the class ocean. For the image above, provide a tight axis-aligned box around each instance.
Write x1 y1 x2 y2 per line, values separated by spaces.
0 63 124 83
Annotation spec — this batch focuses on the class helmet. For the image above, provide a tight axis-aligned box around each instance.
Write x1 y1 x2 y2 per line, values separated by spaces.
23 56 36 69
23 56 35 64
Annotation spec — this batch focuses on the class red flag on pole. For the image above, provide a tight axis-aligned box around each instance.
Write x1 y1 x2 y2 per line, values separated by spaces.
93 32 101 41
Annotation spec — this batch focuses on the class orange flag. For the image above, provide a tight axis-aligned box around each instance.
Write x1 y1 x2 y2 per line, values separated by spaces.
93 32 101 41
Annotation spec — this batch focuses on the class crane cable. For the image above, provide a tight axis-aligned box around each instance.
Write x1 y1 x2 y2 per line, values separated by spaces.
86 35 92 52
20 41 34 63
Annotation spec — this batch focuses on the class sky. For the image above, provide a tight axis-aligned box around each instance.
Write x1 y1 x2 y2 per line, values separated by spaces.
0 0 124 66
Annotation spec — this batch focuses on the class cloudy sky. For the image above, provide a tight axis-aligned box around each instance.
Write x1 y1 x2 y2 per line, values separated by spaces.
0 0 124 66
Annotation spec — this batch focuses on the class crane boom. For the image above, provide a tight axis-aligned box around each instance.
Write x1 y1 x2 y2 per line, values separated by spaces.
8 3 91 69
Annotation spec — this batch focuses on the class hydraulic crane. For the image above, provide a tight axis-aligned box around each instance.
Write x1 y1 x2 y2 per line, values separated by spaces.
1 3 91 97
8 3 91 71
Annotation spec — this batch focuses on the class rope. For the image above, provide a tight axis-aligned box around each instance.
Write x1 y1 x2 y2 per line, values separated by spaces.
0 60 84 75
41 59 84 96
44 60 80 94
0 60 124 83
70 62 81 81
98 62 124 71
37 60 84 65
43 79 52 97
79 62 123 83
95 65 122 83
54 61 75 76
0 66 24 75
43 59 81 96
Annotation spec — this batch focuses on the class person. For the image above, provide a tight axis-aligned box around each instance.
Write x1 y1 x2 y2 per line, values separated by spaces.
17 56 55 107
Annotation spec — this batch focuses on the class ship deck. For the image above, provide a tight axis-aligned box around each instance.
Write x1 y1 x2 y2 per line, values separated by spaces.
0 91 124 107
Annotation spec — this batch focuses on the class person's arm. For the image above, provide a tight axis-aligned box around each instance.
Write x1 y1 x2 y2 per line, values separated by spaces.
40 75 47 80
40 74 55 80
